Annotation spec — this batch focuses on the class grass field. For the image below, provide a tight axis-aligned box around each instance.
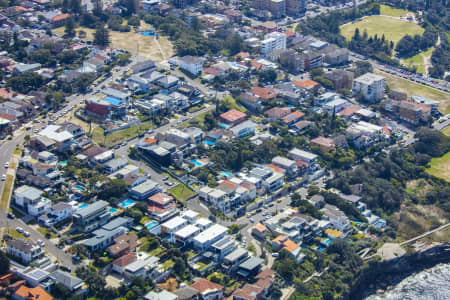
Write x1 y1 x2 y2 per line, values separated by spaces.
380 4 411 17
442 126 450 137
426 152 450 182
340 16 424 46
374 69 450 113
91 120 155 147
0 174 14 211
402 53 425 74
53 25 174 62
168 183 196 203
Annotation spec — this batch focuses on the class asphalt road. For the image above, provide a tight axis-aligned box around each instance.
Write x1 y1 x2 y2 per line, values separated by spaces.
0 211 75 270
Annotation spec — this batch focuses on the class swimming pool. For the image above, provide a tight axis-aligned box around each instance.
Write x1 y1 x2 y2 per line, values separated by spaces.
146 221 158 229
120 199 135 208
190 159 202 167
205 140 216 146
140 31 156 36
78 203 88 210
59 161 67 167
218 123 230 129
110 208 118 213
221 171 232 177
73 185 85 192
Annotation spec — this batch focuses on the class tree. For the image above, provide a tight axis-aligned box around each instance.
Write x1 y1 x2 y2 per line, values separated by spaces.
0 251 10 275
64 17 76 37
7 72 44 93
127 16 140 27
94 24 110 47
98 179 128 200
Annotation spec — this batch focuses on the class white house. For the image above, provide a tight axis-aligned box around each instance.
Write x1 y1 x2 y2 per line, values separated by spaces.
179 56 203 76
6 239 44 264
38 202 73 227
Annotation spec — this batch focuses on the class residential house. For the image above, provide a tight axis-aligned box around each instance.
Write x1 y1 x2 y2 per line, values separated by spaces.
38 202 73 227
179 56 203 76
130 179 160 200
219 109 247 126
6 239 44 264
112 252 137 275
251 224 268 240
239 92 262 113
147 192 178 221
174 286 200 300
321 204 350 232
282 111 304 126
230 120 256 138
72 200 112 233
12 284 52 300
237 257 264 277
50 270 86 296
191 278 223 300
193 224 228 251
265 106 291 121
144 290 178 300
14 185 50 216
107 233 138 257
251 86 276 101
310 136 335 153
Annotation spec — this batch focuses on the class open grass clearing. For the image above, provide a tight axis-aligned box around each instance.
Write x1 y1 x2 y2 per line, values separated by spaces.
53 25 173 63
168 183 196 203
426 151 450 182
0 174 14 211
380 4 412 17
91 120 155 148
392 204 449 242
402 53 425 74
442 126 450 137
374 69 450 113
340 16 424 46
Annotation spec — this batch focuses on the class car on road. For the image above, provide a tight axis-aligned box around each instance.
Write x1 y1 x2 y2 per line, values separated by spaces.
4 162 9 168
37 239 45 247
121 142 127 147
249 218 254 223
1 174 5 181
16 227 24 233
147 130 154 134
163 176 169 181
113 144 120 149
7 212 14 219
23 231 30 237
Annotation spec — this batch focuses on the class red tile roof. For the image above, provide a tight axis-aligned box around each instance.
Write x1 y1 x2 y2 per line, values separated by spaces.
283 30 296 37
51 13 70 22
0 88 16 100
0 113 16 121
219 180 237 189
310 136 335 148
251 86 276 100
203 67 221 76
232 283 263 300
220 109 246 123
14 285 53 300
282 111 305 123
293 79 319 89
338 106 360 117
255 268 275 280
148 192 174 206
112 252 136 267
191 278 223 294
265 107 291 119
267 164 286 174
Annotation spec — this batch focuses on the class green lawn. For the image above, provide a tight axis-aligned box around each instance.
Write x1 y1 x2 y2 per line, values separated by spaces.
340 16 424 46
374 69 450 113
4 228 26 239
380 4 411 17
442 126 450 137
168 183 196 203
37 227 57 239
162 259 174 270
426 152 450 182
0 174 14 211
91 121 155 147
402 53 425 74
221 96 247 113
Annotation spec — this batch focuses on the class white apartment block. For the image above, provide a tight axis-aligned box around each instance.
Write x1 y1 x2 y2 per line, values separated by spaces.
261 32 286 55
352 73 386 102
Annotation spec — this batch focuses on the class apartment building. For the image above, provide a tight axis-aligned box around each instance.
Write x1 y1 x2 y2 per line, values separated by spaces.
72 200 112 233
352 73 386 102
261 32 286 55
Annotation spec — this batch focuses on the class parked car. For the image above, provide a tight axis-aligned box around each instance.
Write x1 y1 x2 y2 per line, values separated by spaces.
7 213 14 219
23 231 30 237
2 174 6 181
16 227 24 233
4 162 8 168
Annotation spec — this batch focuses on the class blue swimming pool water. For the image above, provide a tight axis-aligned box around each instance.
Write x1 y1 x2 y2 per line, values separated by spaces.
160 90 168 95
221 171 232 177
218 123 230 129
71 195 79 201
59 161 67 166
120 199 135 208
140 31 156 36
205 140 216 146
110 208 118 213
190 159 202 167
74 185 85 191
78 203 88 210
318 246 326 251
146 221 158 229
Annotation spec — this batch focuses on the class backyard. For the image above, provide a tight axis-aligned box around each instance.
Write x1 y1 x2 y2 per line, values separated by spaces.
168 183 196 203
374 69 450 114
53 25 174 63
340 15 424 46
91 120 155 148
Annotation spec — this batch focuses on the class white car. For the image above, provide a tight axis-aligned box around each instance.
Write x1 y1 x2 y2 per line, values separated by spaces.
23 231 30 237
1 174 5 181
4 162 8 168
16 227 24 233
